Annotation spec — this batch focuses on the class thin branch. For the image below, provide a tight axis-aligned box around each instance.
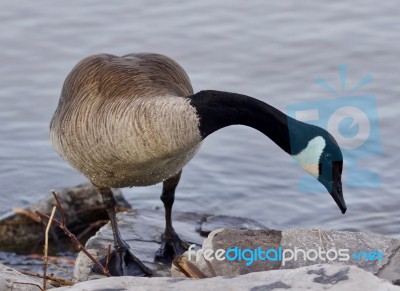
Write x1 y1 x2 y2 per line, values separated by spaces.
35 210 110 277
12 281 44 291
18 270 74 286
48 262 74 280
12 207 41 222
52 190 65 226
73 205 130 216
43 206 56 291
27 254 75 265
76 220 108 240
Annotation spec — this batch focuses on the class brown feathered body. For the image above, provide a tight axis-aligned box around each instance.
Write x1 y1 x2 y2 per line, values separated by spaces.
50 53 202 187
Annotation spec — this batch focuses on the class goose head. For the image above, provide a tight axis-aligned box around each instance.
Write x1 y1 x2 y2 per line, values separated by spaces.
292 130 346 213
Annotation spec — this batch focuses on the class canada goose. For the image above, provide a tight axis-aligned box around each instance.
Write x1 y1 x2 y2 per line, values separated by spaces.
50 53 346 276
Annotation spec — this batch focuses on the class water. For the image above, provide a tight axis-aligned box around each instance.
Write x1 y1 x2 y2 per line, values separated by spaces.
1 0 399 248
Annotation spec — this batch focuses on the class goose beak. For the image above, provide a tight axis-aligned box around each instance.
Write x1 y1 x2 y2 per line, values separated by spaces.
332 183 346 214
334 194 347 214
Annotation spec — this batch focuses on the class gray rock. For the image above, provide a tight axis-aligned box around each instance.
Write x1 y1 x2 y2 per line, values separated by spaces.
199 215 267 236
176 228 282 277
0 183 129 252
55 264 400 291
280 228 400 277
0 263 52 291
378 247 400 282
74 209 266 281
173 227 400 283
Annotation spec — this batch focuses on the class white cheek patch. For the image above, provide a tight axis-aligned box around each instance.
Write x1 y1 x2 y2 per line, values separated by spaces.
292 136 326 178
301 164 320 177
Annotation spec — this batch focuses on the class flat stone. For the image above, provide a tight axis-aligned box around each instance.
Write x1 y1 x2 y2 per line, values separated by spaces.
176 228 282 277
280 228 400 278
74 209 266 281
172 227 400 283
199 215 267 236
378 247 400 282
56 264 400 291
0 263 52 291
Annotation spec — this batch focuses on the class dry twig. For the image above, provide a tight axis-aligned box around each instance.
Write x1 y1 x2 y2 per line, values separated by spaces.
51 190 65 225
172 255 207 279
35 191 110 277
18 269 74 287
26 254 75 265
76 219 108 240
12 208 41 222
43 206 56 290
12 281 44 291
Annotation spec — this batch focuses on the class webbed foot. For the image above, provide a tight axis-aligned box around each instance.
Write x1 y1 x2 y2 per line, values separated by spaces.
93 247 152 276
155 231 189 265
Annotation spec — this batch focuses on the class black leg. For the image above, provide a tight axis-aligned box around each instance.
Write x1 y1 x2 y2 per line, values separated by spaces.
155 170 189 264
92 185 152 276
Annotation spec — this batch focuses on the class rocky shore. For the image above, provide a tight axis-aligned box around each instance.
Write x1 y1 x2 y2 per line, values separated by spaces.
0 184 399 290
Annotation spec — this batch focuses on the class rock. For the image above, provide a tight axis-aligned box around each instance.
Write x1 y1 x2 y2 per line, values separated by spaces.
74 209 400 284
3 185 400 290
73 209 266 281
0 251 76 280
0 263 52 290
280 228 400 276
0 184 130 253
55 264 400 291
378 248 400 283
199 215 267 236
173 227 400 283
176 228 282 277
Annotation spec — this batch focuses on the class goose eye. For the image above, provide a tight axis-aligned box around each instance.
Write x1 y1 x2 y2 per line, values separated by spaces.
337 185 341 193
325 153 332 160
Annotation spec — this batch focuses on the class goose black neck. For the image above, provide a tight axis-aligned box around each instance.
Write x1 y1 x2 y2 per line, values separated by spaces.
189 90 300 155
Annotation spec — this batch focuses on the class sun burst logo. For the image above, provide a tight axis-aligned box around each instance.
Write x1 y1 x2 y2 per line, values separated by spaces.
286 65 382 192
